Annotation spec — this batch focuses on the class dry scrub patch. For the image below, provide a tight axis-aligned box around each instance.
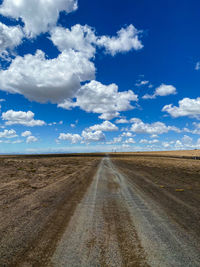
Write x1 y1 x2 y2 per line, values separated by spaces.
0 156 100 266
112 156 200 240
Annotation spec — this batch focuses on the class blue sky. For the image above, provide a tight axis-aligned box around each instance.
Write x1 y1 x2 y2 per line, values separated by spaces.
0 0 200 154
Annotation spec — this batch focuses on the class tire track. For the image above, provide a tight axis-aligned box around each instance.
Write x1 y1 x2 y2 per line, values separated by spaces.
108 158 200 267
51 158 147 266
50 157 200 266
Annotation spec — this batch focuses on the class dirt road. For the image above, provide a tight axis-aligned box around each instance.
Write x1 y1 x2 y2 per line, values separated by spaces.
50 157 200 267
0 156 100 266
1 155 200 266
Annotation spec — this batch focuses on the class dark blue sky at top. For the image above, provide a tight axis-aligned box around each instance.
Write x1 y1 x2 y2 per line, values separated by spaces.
0 0 200 153
72 0 200 125
40 1 199 118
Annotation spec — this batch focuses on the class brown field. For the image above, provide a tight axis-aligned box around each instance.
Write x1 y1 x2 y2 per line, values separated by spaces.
111 149 200 158
0 151 200 266
0 156 100 266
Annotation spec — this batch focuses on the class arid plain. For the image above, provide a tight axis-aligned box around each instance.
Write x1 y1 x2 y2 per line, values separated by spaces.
0 151 200 266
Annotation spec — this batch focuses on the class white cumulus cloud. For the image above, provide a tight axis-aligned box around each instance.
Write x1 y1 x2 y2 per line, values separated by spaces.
51 24 143 57
82 130 105 142
58 133 82 144
96 25 143 56
0 0 78 37
2 110 45 126
21 130 32 137
0 49 95 103
121 132 133 137
124 138 135 144
155 84 177 96
26 135 38 143
0 22 23 59
0 129 17 138
58 130 105 143
88 121 118 132
50 24 96 58
130 118 180 134
115 118 129 124
143 84 177 99
135 80 149 87
59 80 138 120
162 97 200 118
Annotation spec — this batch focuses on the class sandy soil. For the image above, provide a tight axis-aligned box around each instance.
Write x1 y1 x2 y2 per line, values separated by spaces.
0 153 200 266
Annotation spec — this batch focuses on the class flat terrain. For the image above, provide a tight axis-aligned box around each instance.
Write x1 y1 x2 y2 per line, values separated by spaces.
0 152 200 266
112 155 200 266
0 156 100 266
111 149 200 158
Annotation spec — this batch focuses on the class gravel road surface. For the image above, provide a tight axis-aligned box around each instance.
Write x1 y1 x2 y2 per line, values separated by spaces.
50 157 200 267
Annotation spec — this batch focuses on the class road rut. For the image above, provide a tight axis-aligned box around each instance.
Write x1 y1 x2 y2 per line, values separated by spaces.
50 157 200 267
